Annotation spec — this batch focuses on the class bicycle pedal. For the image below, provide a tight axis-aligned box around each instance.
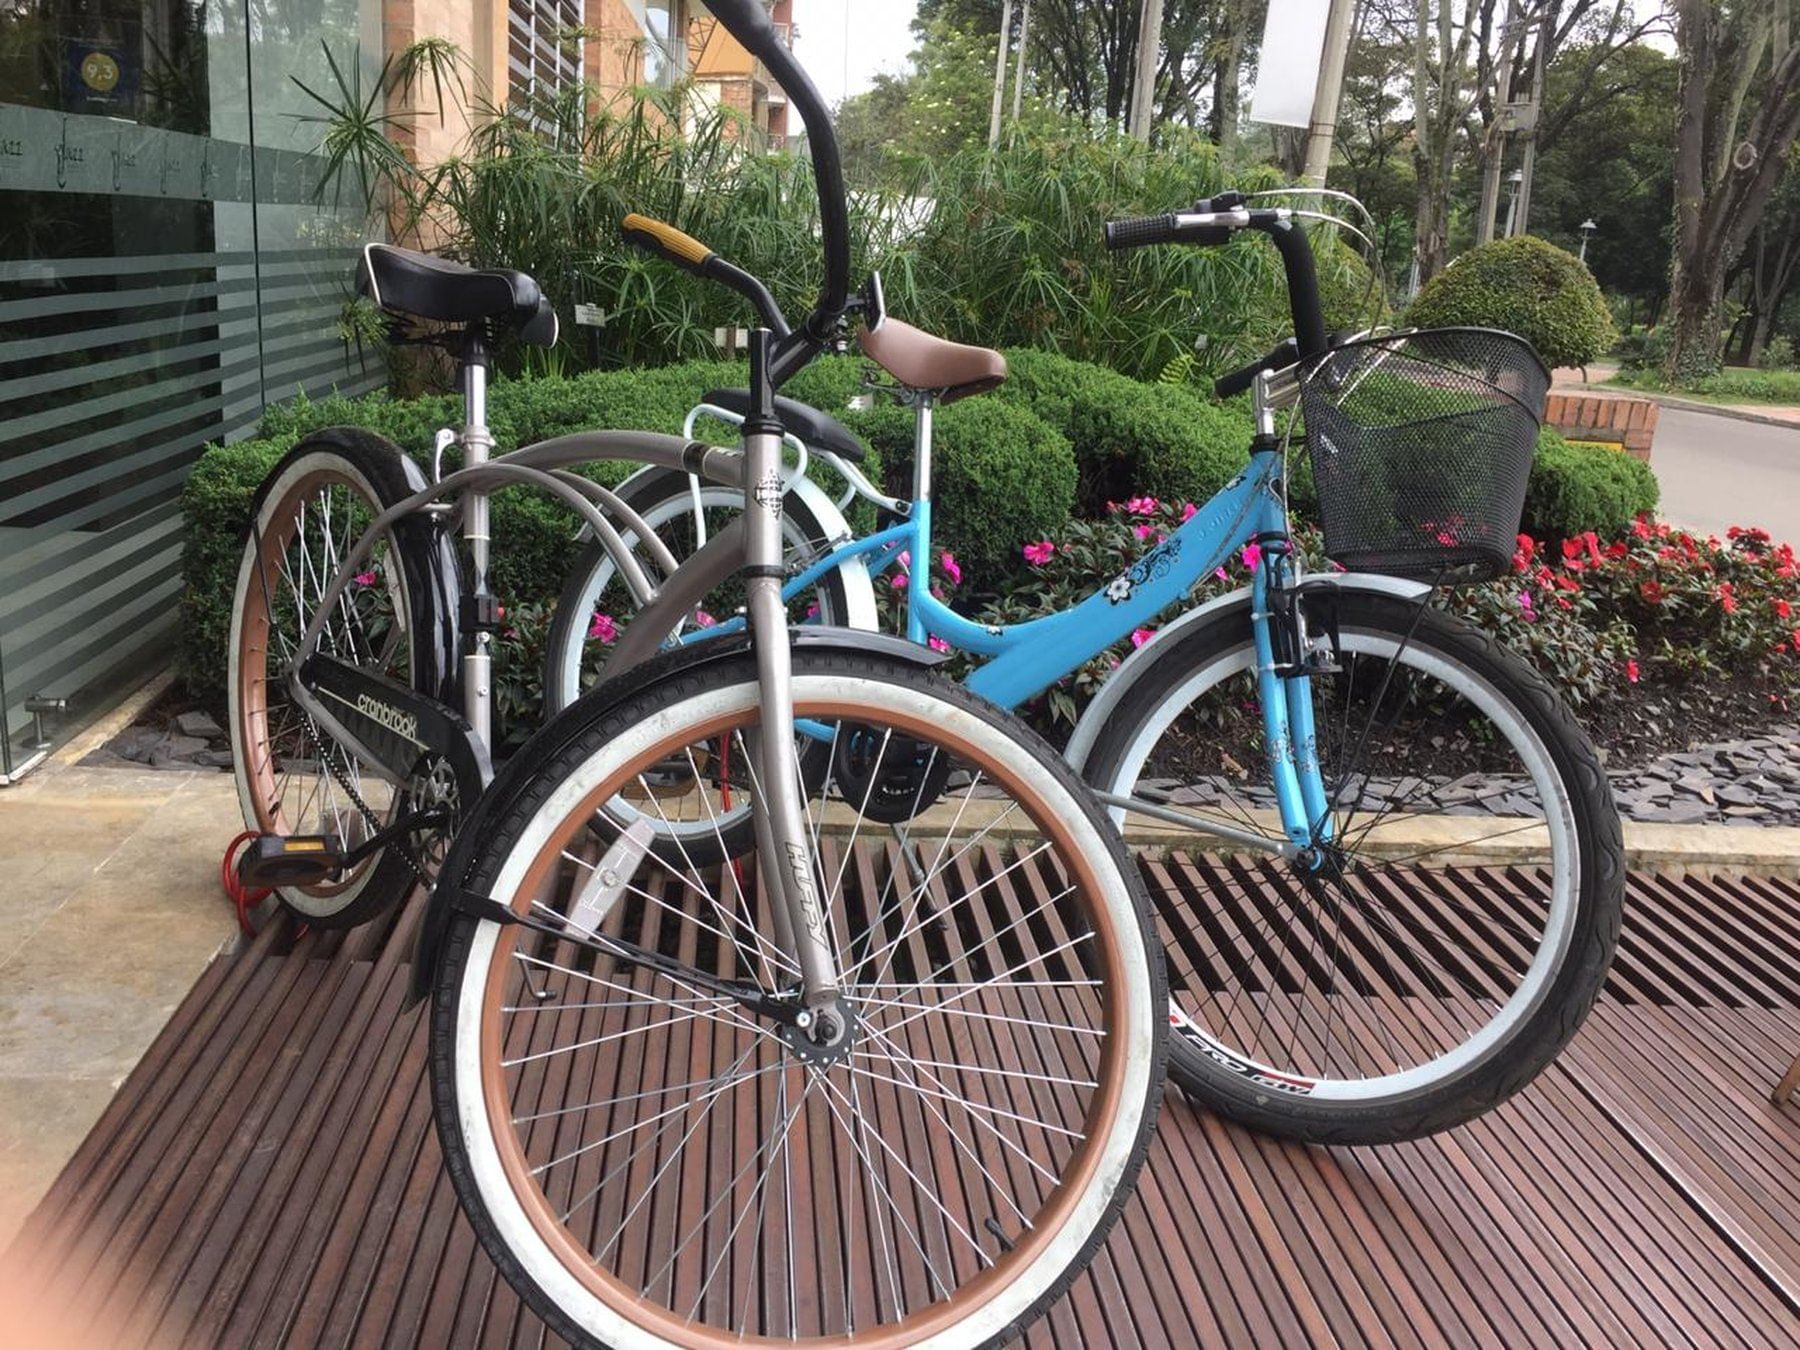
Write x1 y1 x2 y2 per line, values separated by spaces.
237 833 346 888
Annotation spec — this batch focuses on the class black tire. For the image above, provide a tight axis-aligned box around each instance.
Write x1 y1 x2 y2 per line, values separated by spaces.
1082 590 1622 1144
429 648 1167 1348
227 429 451 928
542 465 859 716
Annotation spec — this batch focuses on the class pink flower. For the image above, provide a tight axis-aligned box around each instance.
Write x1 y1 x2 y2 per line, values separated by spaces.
939 551 962 585
1214 567 1229 581
1516 591 1534 617
1180 502 1198 522
897 550 911 570
1241 542 1262 571
1436 530 1457 546
890 573 908 589
693 609 716 628
588 611 618 644
805 602 820 619
1124 496 1159 516
1023 541 1055 566
1625 658 1640 684
1133 522 1155 541
927 635 950 653
1130 627 1155 648
353 570 376 587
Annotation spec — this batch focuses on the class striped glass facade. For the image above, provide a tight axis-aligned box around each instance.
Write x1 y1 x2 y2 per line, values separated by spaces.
0 0 384 777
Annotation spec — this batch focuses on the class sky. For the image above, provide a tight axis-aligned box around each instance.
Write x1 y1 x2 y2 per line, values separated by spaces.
790 0 923 109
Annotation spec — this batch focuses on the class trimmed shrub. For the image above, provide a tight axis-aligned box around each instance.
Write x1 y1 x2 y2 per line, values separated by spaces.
176 436 292 695
1407 235 1617 370
995 348 1250 514
1523 428 1659 543
851 397 1075 581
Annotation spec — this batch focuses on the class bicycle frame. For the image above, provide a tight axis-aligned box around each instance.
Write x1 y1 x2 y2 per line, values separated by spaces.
674 374 1336 854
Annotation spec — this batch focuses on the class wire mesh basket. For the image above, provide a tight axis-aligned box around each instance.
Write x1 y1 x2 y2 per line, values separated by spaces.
1301 327 1550 584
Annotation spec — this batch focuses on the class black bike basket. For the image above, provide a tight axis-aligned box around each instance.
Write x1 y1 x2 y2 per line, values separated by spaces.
1301 327 1549 584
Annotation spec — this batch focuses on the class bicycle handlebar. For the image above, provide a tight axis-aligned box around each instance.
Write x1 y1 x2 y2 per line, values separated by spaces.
1213 338 1299 400
621 212 791 338
1104 196 1331 370
703 0 850 369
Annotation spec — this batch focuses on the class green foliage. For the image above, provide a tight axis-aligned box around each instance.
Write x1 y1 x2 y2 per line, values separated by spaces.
1407 236 1617 369
1523 429 1659 544
1610 363 1800 404
176 436 292 694
1760 335 1796 372
995 349 1251 514
851 397 1075 581
876 126 1300 383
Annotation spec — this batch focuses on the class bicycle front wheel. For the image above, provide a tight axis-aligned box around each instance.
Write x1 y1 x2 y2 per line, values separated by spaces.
430 649 1165 1348
1083 589 1622 1143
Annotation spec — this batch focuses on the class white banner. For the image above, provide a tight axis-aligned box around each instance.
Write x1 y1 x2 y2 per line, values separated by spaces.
1248 0 1331 128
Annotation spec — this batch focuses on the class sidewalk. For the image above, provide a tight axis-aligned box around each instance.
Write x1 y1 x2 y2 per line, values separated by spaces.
0 760 240 1245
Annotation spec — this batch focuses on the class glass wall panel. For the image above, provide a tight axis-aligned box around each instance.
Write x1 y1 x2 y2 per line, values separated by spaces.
0 0 382 776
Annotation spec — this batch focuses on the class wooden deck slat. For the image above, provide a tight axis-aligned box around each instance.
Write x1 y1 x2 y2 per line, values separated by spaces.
9 858 1797 1348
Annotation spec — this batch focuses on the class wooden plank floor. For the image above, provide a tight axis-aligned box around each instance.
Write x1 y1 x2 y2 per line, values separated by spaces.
8 859 1797 1348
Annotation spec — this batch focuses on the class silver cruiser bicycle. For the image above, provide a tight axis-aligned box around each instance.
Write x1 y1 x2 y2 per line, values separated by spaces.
226 2 1165 1345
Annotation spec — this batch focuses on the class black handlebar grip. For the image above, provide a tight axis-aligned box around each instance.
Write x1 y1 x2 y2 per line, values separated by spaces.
1104 214 1180 251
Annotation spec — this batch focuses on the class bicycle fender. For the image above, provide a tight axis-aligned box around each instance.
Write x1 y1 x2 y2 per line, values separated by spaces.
1061 572 1432 775
405 626 949 1007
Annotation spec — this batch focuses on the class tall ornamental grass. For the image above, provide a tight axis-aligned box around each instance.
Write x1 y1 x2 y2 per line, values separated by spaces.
312 42 1380 385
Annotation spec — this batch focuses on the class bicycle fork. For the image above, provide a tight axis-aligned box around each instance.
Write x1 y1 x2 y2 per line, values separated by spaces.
740 332 846 1035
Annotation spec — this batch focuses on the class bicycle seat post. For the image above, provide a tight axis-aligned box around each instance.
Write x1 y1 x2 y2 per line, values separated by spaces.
459 326 497 750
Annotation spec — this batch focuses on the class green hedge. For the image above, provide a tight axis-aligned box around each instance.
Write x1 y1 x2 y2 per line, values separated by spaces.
1406 236 1616 369
1523 429 1659 543
996 349 1250 513
181 350 1651 700
850 397 1076 581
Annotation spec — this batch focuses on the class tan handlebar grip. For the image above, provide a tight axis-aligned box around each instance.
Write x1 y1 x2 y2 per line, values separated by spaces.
621 213 713 270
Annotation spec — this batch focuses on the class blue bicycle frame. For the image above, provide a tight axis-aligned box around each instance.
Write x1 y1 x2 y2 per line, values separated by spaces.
683 441 1334 852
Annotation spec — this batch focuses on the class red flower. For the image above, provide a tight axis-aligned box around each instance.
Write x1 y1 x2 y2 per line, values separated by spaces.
1631 516 1655 540
1639 580 1665 605
1605 540 1628 560
1561 538 1585 563
1776 598 1793 621
1625 658 1640 684
1718 582 1738 614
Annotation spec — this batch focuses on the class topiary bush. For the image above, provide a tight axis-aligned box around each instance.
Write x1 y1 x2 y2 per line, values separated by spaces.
1407 235 1617 370
850 396 1075 583
995 348 1250 514
1522 428 1659 543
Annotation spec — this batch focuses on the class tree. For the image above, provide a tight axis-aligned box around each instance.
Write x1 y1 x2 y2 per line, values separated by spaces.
1736 148 1800 363
1665 1 1800 380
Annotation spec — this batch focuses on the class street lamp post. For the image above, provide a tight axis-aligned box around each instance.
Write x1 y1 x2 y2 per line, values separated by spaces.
1502 168 1524 237
1578 218 1598 263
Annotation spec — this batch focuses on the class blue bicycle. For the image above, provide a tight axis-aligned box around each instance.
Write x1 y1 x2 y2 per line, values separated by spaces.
544 198 1624 1145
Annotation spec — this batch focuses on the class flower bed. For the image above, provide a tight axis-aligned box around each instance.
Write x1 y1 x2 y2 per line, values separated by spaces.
973 502 1800 764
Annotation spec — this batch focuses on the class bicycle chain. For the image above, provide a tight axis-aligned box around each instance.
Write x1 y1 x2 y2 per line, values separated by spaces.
294 702 432 887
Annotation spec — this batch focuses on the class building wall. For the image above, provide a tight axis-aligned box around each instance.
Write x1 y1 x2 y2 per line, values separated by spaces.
0 0 390 775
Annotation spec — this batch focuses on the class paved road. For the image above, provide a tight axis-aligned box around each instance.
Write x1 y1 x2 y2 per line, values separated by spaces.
1650 406 1800 544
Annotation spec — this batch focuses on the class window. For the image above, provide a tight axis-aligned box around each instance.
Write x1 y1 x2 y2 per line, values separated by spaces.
509 0 585 106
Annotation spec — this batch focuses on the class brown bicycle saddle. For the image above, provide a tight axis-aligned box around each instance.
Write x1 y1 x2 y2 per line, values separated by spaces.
857 318 1007 404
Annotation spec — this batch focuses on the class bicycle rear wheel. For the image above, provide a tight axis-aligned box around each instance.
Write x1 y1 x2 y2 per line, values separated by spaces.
1082 589 1622 1143
430 649 1165 1348
227 430 446 926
